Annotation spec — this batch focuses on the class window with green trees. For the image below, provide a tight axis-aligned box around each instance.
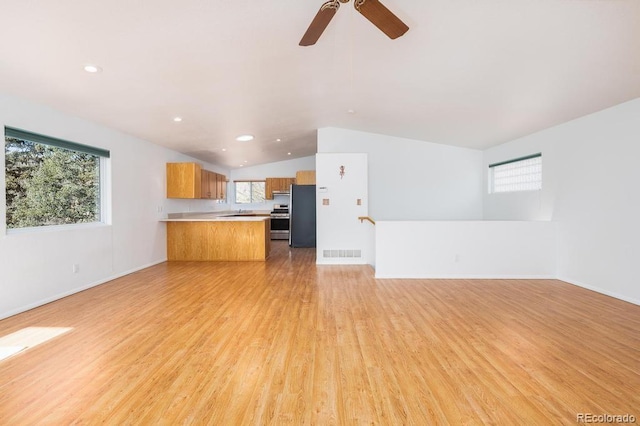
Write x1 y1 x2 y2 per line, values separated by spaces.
4 127 110 230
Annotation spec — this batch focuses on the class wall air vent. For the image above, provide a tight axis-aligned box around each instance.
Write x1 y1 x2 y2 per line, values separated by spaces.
323 249 362 258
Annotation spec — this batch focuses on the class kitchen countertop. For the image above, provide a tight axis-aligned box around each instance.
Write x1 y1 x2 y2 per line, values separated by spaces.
161 210 272 222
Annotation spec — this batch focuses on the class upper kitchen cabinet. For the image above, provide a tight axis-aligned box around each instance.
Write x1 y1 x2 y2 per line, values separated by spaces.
265 177 296 200
167 162 227 200
201 170 218 199
167 162 202 199
296 170 316 185
216 173 227 200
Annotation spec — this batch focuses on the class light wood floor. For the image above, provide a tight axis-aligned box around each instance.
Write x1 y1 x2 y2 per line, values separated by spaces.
1 241 639 424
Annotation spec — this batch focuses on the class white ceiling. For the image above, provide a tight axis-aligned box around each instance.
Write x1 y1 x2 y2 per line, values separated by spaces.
1 0 639 169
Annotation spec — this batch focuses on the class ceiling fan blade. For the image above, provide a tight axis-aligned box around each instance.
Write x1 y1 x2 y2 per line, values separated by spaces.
354 0 409 40
299 1 340 46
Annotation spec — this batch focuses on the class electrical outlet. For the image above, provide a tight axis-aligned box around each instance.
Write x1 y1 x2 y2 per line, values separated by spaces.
72 264 80 273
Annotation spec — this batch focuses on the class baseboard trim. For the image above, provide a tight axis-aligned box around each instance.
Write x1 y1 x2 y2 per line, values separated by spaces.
556 276 640 306
0 259 167 321
373 274 556 280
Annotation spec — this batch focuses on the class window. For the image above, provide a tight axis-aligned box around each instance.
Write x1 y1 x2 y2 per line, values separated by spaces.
489 153 542 193
4 127 110 230
235 180 265 204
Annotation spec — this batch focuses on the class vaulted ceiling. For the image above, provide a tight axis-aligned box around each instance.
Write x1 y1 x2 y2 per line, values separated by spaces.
1 0 638 169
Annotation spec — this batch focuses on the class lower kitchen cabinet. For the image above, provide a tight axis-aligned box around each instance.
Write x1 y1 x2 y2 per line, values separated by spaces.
166 218 270 261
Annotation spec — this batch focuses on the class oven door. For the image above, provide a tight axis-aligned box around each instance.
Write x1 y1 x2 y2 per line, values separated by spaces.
270 216 290 240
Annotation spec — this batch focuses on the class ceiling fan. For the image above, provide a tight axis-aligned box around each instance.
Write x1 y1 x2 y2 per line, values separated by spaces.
299 0 409 46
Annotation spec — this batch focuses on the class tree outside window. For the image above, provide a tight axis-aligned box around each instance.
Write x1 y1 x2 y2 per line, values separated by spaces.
5 130 108 229
235 181 265 204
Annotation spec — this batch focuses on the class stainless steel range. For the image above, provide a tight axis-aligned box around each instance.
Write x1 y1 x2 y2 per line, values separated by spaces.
270 204 290 240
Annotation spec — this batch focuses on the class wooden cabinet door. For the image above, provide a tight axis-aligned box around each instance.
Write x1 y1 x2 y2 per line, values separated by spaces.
296 170 316 185
167 163 202 199
216 174 226 200
200 170 216 199
266 177 295 199
265 178 275 200
283 178 295 191
209 171 218 199
201 170 210 199
199 170 225 199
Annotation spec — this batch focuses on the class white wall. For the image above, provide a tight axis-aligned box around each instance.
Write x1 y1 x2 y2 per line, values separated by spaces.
317 128 484 221
0 93 228 319
483 98 640 304
228 156 316 210
375 221 557 279
316 153 371 265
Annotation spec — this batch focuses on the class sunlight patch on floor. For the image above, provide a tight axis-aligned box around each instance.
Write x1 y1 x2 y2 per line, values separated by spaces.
0 327 73 362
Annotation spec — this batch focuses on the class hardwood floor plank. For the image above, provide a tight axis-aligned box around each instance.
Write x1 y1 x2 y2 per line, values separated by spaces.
1 241 639 424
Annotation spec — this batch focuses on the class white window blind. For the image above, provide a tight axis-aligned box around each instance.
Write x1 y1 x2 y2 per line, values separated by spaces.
489 154 542 193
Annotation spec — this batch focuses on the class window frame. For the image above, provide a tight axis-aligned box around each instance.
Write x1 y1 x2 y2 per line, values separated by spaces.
488 153 542 194
234 180 266 204
4 127 111 233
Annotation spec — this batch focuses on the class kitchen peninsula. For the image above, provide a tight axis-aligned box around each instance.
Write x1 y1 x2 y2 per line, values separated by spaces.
163 212 270 261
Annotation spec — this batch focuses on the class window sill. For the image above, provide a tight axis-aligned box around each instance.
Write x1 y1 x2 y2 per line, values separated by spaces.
5 221 111 236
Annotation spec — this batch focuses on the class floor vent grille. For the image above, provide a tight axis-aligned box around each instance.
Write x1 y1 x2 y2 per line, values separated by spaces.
323 249 362 258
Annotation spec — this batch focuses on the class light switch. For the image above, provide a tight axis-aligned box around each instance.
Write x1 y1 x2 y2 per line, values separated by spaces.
357 199 362 206
322 198 330 205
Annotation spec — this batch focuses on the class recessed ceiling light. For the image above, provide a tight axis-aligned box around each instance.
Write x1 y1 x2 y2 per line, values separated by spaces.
276 138 281 142
347 109 356 114
173 117 183 122
235 134 254 142
84 64 102 73
221 148 227 152
244 160 248 163
239 164 244 167
287 152 291 156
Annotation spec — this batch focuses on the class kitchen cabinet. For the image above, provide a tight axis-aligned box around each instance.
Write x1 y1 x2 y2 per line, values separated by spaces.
216 173 226 200
166 217 270 261
201 170 217 199
167 162 227 200
265 177 296 200
167 162 202 199
296 170 316 185
203 170 227 200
